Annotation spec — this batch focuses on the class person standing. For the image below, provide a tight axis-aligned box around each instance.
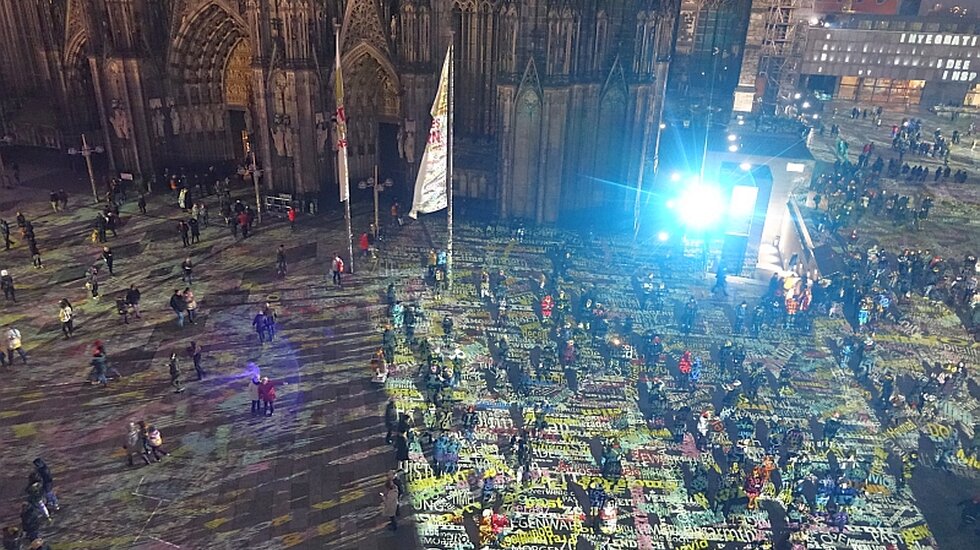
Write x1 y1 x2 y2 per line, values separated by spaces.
169 289 187 328
126 285 142 318
183 287 197 324
6 326 27 365
238 210 250 239
258 377 277 416
58 300 73 339
58 189 68 211
178 220 190 247
331 253 344 287
359 232 370 257
49 191 60 212
188 217 200 244
187 341 205 380
381 479 399 531
384 398 399 444
287 206 296 230
167 353 185 393
181 257 193 284
1 218 10 250
85 266 99 300
242 375 259 414
137 193 147 214
101 246 114 276
0 270 14 302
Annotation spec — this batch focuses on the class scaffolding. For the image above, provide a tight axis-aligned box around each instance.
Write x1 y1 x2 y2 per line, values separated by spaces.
736 0 813 114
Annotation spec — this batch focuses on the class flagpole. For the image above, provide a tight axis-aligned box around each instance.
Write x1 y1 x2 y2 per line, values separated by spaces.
446 37 454 289
334 20 355 274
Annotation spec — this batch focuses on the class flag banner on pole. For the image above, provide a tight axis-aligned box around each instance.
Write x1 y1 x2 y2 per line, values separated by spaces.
335 35 350 203
409 46 451 219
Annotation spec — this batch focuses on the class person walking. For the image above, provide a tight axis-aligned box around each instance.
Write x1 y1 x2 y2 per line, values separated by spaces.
167 353 185 393
123 422 148 466
181 257 193 284
125 284 142 318
287 206 296 230
30 459 59 513
258 377 277 416
141 421 169 461
183 287 197 324
169 290 187 328
276 244 287 277
137 193 147 214
29 239 42 268
0 270 14 302
89 346 108 386
58 300 73 339
6 326 27 365
252 310 268 343
187 341 205 380
101 246 114 276
331 253 344 287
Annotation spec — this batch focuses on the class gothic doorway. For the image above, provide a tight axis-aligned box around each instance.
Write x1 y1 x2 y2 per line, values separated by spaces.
378 121 402 200
64 37 100 133
342 47 400 182
168 3 252 164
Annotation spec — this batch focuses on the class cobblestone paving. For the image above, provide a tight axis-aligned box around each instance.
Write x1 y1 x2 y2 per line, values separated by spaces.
0 185 409 549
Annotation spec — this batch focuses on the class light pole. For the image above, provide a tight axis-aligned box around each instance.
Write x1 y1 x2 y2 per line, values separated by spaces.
68 134 104 201
247 147 264 223
357 165 392 239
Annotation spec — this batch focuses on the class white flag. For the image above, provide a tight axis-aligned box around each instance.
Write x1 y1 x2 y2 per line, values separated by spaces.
409 46 451 219
335 34 350 203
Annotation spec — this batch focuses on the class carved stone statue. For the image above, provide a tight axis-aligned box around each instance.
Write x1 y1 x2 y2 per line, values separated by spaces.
403 119 417 163
272 125 287 156
213 106 226 131
152 109 166 139
109 102 131 140
315 113 330 154
170 105 181 135
191 106 204 133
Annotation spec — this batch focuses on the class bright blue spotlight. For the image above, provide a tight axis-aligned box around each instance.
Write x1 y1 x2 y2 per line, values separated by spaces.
657 231 670 242
677 183 725 229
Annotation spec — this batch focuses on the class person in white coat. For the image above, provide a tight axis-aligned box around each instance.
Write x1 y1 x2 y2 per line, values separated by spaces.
381 479 399 530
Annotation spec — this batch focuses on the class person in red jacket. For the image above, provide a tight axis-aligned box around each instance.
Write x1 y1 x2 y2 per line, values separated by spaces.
359 232 370 257
287 206 296 230
258 377 277 416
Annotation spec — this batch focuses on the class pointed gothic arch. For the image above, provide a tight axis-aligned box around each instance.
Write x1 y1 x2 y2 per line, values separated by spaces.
166 1 252 161
509 59 543 220
594 59 629 204
340 44 401 180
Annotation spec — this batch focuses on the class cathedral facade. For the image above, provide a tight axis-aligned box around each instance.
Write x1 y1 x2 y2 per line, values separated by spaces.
0 0 678 222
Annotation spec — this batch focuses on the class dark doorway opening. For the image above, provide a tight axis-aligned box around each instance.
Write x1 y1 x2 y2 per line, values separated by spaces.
228 110 247 162
378 122 403 202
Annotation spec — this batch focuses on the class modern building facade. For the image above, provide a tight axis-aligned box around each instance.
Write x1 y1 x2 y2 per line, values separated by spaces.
799 14 980 106
0 0 680 223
